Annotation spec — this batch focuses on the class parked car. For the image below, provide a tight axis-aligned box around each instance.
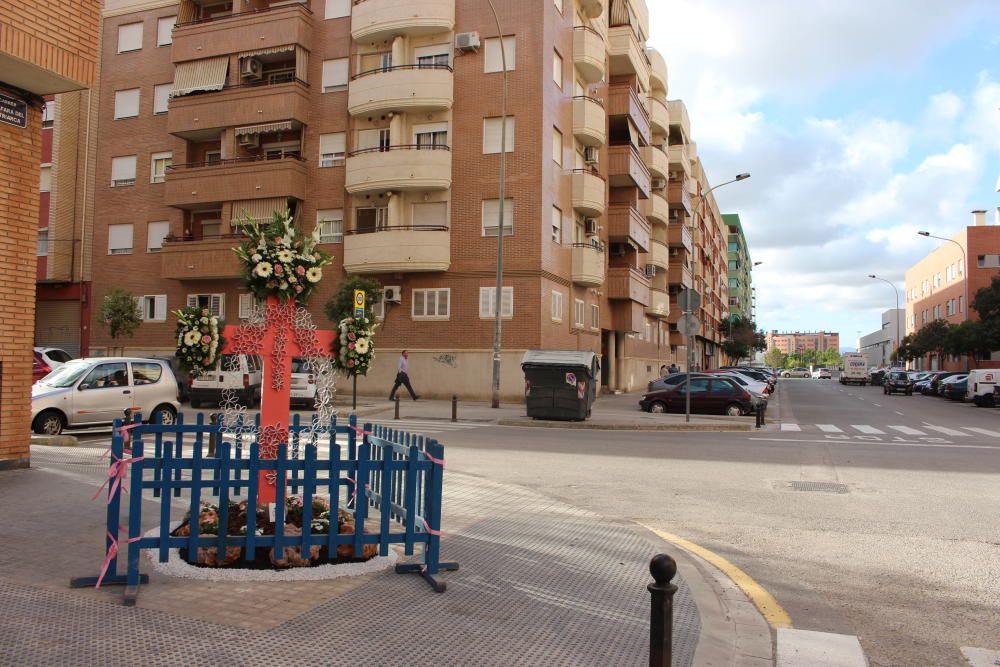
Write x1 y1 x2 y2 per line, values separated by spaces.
709 371 769 410
145 355 190 403
966 370 997 407
867 367 887 386
923 371 963 396
34 346 74 370
32 350 52 383
939 374 968 401
290 357 317 409
189 354 263 408
882 370 913 396
647 372 713 393
640 376 754 416
782 368 811 378
31 357 180 435
812 367 832 379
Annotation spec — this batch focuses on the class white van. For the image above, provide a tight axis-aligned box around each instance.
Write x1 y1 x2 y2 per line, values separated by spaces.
966 369 997 407
189 354 263 408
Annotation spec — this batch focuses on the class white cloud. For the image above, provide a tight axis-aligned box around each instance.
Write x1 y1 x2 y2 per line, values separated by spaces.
925 92 963 125
965 72 1000 152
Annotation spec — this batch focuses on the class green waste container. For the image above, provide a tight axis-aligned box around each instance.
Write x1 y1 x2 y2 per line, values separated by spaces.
521 350 599 421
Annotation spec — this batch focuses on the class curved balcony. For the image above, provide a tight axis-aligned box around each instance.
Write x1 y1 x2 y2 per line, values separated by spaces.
644 192 669 226
343 226 450 274
351 0 455 42
345 145 452 193
646 288 670 318
572 243 605 287
608 25 650 89
648 96 669 136
172 4 314 63
579 0 605 19
348 65 453 116
649 239 669 271
647 48 668 96
668 100 690 142
607 266 650 306
572 26 606 84
571 169 606 218
640 145 669 180
572 96 607 147
668 263 693 290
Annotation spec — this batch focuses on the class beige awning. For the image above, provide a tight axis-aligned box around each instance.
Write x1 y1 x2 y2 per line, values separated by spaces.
238 44 295 58
171 56 229 98
231 198 287 226
610 0 631 26
234 120 294 136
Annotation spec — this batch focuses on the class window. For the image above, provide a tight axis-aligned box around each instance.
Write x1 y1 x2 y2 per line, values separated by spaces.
205 150 221 164
319 132 346 166
81 363 128 390
551 206 562 243
118 22 143 53
958 259 964 275
484 36 516 73
37 229 48 256
551 290 564 322
728 242 738 252
356 206 388 233
552 50 563 88
322 58 349 92
414 122 448 147
146 221 170 252
132 361 163 384
153 83 171 114
479 287 513 319
415 45 450 68
187 294 225 317
41 101 54 128
482 198 513 236
150 151 171 183
728 260 737 270
644 320 652 342
39 165 52 192
157 16 176 46
138 295 167 321
959 296 964 313
357 127 390 151
574 299 585 328
325 0 350 19
114 88 140 119
413 288 450 319
590 304 599 329
483 116 515 153
238 293 263 319
413 202 447 228
108 224 134 255
316 209 344 244
552 127 563 165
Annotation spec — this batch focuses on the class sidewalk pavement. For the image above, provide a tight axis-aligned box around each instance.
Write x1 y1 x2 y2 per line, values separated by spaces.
1 445 774 666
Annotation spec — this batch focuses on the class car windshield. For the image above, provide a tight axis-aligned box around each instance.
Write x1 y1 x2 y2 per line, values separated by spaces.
37 360 90 387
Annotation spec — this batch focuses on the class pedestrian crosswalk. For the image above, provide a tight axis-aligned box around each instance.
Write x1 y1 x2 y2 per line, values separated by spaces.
778 423 1000 438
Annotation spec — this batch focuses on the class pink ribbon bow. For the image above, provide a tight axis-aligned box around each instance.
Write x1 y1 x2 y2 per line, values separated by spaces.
347 424 373 437
117 421 141 446
343 477 370 509
423 451 446 469
95 528 142 588
92 452 145 503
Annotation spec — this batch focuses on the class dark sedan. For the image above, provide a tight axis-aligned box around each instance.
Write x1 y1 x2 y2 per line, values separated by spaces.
640 376 754 416
883 371 913 396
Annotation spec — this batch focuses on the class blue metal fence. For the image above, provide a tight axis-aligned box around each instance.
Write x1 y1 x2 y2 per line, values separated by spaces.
71 413 457 604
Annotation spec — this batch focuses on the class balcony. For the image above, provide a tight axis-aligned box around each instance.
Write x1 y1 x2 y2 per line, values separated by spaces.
172 4 314 63
607 266 650 306
647 48 667 96
643 192 669 226
160 235 244 280
668 100 690 142
572 96 607 147
667 263 694 289
343 226 450 274
648 96 669 135
648 239 668 269
607 25 650 88
646 288 669 318
345 145 451 194
640 145 669 180
573 26 606 84
168 80 309 139
667 223 693 252
607 84 650 146
571 170 606 217
608 144 650 198
572 243 605 287
348 65 453 116
607 204 650 253
351 0 455 42
667 143 691 176
667 179 692 215
165 154 307 208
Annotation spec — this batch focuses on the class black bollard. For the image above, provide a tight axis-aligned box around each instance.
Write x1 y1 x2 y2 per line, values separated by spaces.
648 553 678 667
394 396 400 420
451 395 457 422
208 413 218 457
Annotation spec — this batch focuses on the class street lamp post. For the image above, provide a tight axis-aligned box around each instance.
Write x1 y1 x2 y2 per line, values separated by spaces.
868 274 900 366
487 0 508 409
917 231 969 371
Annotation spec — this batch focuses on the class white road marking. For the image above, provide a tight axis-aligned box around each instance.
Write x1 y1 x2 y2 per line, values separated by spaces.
872 404 882 407
748 437 997 450
888 425 926 436
780 424 802 432
961 646 1000 667
816 424 842 433
851 425 885 434
921 425 970 437
895 411 905 416
777 628 867 667
963 427 1000 438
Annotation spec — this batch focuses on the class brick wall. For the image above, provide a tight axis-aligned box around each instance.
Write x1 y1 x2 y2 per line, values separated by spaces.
0 0 100 87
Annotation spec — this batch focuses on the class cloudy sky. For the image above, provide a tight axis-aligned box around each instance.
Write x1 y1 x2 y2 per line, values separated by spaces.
646 0 1000 350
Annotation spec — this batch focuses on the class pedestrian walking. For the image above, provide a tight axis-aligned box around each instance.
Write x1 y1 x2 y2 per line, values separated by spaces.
389 350 419 401
668 363 679 374
660 364 669 378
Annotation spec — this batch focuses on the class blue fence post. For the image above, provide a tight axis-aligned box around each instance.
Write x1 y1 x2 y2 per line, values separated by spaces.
353 434 371 558
245 442 260 562
124 424 147 605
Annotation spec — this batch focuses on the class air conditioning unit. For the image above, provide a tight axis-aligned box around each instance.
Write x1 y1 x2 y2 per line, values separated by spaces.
668 170 680 181
584 218 598 235
651 177 666 190
238 134 259 148
583 146 598 163
240 57 263 80
383 286 402 303
645 264 657 278
455 32 481 52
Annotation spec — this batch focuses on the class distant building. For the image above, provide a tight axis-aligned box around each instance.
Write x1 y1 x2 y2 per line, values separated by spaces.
723 213 753 321
859 309 904 367
766 331 840 355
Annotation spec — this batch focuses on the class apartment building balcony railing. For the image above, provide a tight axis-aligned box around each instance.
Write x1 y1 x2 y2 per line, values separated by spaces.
667 222 693 253
667 178 692 215
647 48 667 95
345 144 451 193
348 64 453 116
572 96 607 147
643 192 669 226
667 143 691 177
607 266 651 306
164 153 307 208
571 242 605 287
172 3 314 63
648 96 669 135
571 169 606 218
343 224 450 274
573 26 606 84
607 24 650 89
351 0 455 42
646 287 669 318
160 233 244 280
667 263 694 289
607 203 650 253
608 144 650 198
667 100 690 143
640 145 668 180
168 79 309 139
648 239 669 270
607 84 650 146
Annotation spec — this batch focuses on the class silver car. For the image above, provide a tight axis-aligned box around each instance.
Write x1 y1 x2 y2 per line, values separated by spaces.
31 357 180 435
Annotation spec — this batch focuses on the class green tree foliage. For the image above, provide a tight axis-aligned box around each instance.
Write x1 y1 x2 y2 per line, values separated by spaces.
101 288 142 353
720 315 766 364
764 348 787 368
895 334 920 362
972 275 1000 321
784 348 841 369
324 276 382 324
913 318 950 356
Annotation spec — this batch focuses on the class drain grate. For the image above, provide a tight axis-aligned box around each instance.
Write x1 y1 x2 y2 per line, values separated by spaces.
787 481 849 494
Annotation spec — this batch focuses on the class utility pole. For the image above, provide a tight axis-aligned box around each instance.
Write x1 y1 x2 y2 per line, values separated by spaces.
487 0 508 409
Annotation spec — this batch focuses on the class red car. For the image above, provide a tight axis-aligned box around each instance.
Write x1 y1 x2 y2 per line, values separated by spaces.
639 376 754 416
32 351 52 383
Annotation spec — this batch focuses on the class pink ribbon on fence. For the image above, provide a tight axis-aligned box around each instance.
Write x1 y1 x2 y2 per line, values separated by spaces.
423 451 446 468
92 452 145 503
343 477 370 509
421 518 443 537
95 528 142 588
347 424 373 438
117 422 141 446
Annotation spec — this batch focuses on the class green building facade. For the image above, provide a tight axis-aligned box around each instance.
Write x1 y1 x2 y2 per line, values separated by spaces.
723 214 753 321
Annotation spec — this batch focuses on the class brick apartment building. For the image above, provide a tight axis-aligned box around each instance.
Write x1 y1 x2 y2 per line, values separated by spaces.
766 331 841 356
72 0 732 399
723 213 753 321
904 210 1000 372
1 0 99 469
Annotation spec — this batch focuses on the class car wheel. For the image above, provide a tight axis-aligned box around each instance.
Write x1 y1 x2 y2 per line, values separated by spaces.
649 401 667 414
33 409 65 435
725 402 743 417
149 404 177 425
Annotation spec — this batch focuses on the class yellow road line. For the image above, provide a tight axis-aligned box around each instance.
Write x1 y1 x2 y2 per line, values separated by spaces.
636 522 793 629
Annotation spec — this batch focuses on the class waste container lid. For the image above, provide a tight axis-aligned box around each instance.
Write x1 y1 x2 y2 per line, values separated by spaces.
521 349 598 370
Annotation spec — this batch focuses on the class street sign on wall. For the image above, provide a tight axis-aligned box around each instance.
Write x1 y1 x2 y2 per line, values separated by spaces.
0 94 28 129
678 288 701 312
353 289 366 319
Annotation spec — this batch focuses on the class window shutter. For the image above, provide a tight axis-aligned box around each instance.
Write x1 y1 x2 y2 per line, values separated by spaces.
210 294 225 318
187 295 198 308
111 156 137 183
413 290 425 317
414 44 449 62
114 89 141 119
552 128 562 166
118 22 143 53
479 288 492 318
552 50 563 87
483 117 514 153
154 83 171 113
108 224 133 252
325 0 350 19
501 287 513 317
437 289 449 317
134 296 144 320
412 202 447 227
319 132 345 154
154 295 168 321
484 36 516 73
322 58 349 90
482 199 513 236
239 293 254 319
157 16 176 46
147 221 170 251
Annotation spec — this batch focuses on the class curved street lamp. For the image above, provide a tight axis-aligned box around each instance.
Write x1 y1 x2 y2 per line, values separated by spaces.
487 0 509 409
917 230 969 370
868 274 901 366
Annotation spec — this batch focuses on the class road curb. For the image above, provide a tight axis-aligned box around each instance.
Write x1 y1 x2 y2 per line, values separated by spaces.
496 419 754 432
30 434 79 447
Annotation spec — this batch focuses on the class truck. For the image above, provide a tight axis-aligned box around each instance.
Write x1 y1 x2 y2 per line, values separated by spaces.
840 352 868 385
966 369 997 407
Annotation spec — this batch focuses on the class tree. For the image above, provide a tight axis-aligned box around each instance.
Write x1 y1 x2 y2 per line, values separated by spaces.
972 275 1000 321
946 320 995 360
101 288 141 355
720 315 765 364
324 276 382 324
764 348 787 369
913 318 950 359
895 334 920 363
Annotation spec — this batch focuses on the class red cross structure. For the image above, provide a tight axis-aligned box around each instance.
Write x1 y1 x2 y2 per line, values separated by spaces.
222 295 337 505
